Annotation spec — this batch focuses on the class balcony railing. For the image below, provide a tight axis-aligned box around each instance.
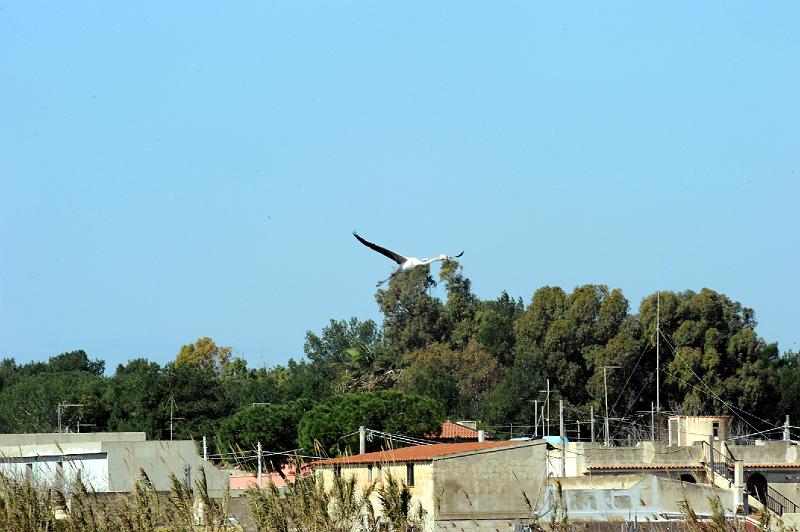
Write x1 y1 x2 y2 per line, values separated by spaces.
762 486 800 516
704 441 735 483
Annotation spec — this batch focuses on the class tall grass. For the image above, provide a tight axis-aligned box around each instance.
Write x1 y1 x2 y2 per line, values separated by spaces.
246 473 375 532
0 467 233 531
245 470 425 532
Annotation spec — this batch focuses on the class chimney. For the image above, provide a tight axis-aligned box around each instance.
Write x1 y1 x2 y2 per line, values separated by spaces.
478 429 485 443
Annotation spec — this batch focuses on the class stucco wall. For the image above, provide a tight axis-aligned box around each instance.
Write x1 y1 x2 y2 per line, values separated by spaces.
433 441 547 525
730 441 799 464
0 432 146 447
555 474 735 521
0 434 230 497
102 440 230 496
317 461 435 527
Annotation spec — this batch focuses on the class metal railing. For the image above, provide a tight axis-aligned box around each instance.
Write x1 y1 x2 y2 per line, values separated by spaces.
704 441 735 483
763 486 800 516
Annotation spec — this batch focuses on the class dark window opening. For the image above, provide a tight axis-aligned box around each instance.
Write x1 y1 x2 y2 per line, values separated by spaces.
747 472 768 502
406 463 415 487
712 421 720 439
368 464 373 482
680 473 697 483
334 465 341 478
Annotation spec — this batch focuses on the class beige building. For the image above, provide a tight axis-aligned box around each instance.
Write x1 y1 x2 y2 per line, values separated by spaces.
315 440 549 531
667 415 731 446
0 432 231 497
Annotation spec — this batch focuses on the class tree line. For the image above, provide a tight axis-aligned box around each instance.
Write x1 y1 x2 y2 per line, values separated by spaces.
2 260 798 457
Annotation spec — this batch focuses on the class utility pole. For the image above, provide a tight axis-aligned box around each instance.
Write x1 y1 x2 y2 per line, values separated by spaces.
603 366 620 446
534 400 539 437
169 397 176 441
590 406 595 443
257 441 262 488
203 436 208 460
168 397 184 441
784 416 791 442
359 426 366 454
539 379 551 437
546 379 550 437
656 289 660 416
559 400 566 477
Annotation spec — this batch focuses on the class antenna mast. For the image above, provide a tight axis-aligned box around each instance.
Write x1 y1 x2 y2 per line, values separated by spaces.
656 289 660 415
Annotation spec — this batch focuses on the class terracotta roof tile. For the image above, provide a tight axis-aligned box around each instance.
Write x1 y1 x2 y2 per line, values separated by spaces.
588 464 702 470
314 440 520 466
434 420 481 440
744 464 800 469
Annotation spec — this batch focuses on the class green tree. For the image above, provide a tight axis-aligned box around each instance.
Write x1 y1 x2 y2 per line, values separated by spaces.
104 358 165 437
640 288 779 420
217 400 313 468
45 350 106 376
219 359 284 412
514 285 629 407
175 337 232 375
269 359 334 404
397 341 501 418
304 318 380 381
297 390 444 456
775 352 800 420
482 350 546 425
375 267 449 358
0 371 108 433
473 292 524 367
439 259 478 349
160 361 231 440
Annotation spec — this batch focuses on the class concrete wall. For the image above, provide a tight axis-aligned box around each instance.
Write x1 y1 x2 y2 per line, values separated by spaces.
554 474 735 521
433 441 547 528
0 432 146 447
567 441 703 474
0 433 230 498
730 441 799 464
102 440 230 496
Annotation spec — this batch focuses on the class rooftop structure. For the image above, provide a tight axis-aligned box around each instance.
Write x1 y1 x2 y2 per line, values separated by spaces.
0 432 231 497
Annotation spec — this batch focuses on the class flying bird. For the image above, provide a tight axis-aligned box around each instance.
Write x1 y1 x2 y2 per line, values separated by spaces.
353 231 464 287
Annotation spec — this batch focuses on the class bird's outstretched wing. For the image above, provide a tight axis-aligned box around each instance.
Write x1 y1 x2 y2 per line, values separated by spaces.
353 232 406 264
453 251 464 258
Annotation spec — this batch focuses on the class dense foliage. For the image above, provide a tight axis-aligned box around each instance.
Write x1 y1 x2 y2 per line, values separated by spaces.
1 261 796 457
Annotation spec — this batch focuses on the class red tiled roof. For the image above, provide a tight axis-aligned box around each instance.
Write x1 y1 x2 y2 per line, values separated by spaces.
314 440 520 466
588 464 703 470
745 464 800 469
434 420 481 439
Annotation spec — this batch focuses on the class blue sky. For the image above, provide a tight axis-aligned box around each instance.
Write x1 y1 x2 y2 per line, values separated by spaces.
2 2 798 370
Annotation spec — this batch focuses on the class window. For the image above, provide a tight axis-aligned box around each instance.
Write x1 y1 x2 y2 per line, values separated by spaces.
368 464 373 482
712 421 720 439
377 464 383 483
334 465 342 478
406 463 415 487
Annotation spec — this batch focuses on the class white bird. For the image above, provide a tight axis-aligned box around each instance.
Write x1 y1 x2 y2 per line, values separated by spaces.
353 231 464 287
